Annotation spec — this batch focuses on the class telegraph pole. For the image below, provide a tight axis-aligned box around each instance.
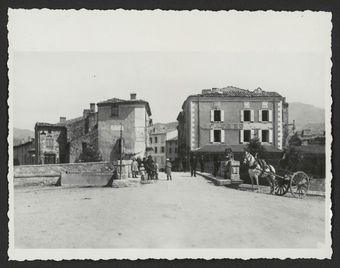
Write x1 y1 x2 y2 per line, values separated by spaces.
119 123 123 180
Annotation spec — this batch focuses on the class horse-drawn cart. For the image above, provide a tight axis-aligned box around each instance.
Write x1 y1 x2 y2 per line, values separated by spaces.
273 170 310 198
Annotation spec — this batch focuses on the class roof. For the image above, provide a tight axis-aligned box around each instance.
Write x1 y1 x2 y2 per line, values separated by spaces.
183 86 283 108
35 122 66 129
193 144 282 154
97 97 152 116
13 139 35 148
167 136 178 141
55 116 84 126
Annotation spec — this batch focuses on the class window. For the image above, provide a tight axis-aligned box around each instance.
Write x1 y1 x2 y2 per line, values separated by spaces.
161 146 165 153
214 130 221 142
46 135 54 149
169 148 172 153
214 110 221 122
262 110 269 121
149 137 152 144
154 147 158 153
243 110 251 122
111 104 119 117
155 137 158 143
82 142 87 152
243 130 251 142
262 130 269 142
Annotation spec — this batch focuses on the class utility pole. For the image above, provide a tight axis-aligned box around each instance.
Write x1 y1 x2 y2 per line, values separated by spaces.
119 123 123 180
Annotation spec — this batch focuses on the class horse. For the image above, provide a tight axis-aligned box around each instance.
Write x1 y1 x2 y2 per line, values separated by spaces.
242 151 276 194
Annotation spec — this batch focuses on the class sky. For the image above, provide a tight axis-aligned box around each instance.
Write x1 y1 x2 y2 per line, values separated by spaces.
8 9 332 130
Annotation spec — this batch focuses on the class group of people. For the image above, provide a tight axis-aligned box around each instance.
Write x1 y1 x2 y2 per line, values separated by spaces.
130 155 173 181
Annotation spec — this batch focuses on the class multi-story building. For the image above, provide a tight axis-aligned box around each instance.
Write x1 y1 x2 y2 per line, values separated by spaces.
33 93 152 164
149 123 177 169
165 136 179 169
177 86 289 163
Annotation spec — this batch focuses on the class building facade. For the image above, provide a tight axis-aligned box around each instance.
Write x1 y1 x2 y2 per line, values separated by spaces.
33 93 152 164
177 86 289 160
13 138 35 165
149 124 177 169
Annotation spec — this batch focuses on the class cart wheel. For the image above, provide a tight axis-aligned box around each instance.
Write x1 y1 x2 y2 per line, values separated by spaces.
290 171 309 198
274 176 290 196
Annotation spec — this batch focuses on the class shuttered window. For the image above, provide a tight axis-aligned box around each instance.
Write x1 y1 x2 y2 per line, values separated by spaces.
211 109 224 122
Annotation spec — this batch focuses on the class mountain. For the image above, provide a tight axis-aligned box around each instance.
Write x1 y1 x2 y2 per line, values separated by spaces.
288 102 325 134
13 128 34 146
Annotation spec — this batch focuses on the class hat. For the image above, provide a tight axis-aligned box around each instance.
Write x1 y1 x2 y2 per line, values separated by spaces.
166 158 170 161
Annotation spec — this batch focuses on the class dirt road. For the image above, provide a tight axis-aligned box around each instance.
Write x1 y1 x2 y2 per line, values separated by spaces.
14 172 325 248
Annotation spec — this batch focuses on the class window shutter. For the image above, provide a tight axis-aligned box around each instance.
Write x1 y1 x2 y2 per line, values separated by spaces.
210 110 214 122
251 110 254 122
240 110 244 122
259 110 262 122
210 129 214 143
269 129 273 143
269 110 273 122
221 110 224 122
221 130 225 143
240 130 244 144
259 130 263 143
251 129 255 139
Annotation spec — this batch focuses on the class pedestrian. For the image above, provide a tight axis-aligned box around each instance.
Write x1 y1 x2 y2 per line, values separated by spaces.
137 157 142 172
155 162 159 180
146 155 154 180
140 163 146 181
165 158 172 180
190 154 197 177
199 155 205 172
131 158 139 178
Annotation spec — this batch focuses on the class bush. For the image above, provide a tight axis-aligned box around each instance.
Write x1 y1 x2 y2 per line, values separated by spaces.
245 137 264 157
77 147 103 162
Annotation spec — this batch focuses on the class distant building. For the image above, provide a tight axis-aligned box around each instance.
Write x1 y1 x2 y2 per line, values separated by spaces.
177 86 289 170
166 136 179 169
33 93 152 164
13 138 35 165
149 123 177 169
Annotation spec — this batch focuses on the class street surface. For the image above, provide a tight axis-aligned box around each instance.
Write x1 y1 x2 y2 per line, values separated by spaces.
14 172 325 248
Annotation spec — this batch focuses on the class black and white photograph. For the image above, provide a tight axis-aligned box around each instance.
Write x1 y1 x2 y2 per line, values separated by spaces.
7 9 332 260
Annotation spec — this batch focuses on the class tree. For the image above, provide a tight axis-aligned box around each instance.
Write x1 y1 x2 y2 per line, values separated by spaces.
77 147 103 162
246 137 264 157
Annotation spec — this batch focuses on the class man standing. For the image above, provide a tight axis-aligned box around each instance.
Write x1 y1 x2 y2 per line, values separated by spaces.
165 158 172 181
190 154 197 177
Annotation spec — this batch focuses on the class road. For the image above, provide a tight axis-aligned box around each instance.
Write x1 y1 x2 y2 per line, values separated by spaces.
14 172 326 248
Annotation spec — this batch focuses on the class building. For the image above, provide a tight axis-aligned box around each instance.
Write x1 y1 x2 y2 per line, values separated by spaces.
13 138 35 165
33 93 152 164
177 86 289 170
149 123 177 169
166 136 179 169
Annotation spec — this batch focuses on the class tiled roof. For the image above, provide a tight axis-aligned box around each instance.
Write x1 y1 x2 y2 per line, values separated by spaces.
35 122 66 128
97 97 152 116
194 86 282 98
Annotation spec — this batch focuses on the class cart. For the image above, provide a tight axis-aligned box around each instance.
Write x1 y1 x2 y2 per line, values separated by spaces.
272 169 310 198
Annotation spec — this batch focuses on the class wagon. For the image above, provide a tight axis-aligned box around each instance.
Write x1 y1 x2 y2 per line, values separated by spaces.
272 169 310 198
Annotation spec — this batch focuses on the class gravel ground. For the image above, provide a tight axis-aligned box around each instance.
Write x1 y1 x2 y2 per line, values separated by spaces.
14 172 326 248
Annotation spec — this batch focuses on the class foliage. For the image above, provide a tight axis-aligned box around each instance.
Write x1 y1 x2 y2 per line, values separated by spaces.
245 137 264 157
279 147 302 172
77 147 103 162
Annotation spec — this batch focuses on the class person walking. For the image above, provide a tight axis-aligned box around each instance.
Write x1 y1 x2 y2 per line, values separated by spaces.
165 158 172 181
190 154 197 177
131 158 139 178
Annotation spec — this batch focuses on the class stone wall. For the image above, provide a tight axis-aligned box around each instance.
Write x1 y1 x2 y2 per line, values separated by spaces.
13 161 132 178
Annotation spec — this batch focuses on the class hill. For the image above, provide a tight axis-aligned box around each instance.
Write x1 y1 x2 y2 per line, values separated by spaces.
13 128 34 146
152 121 178 133
288 102 325 134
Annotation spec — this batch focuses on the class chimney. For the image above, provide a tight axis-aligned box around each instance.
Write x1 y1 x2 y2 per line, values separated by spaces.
83 109 90 118
90 103 96 113
130 93 137 100
60 117 66 124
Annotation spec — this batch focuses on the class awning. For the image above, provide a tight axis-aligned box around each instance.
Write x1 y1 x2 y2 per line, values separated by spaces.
192 144 282 154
